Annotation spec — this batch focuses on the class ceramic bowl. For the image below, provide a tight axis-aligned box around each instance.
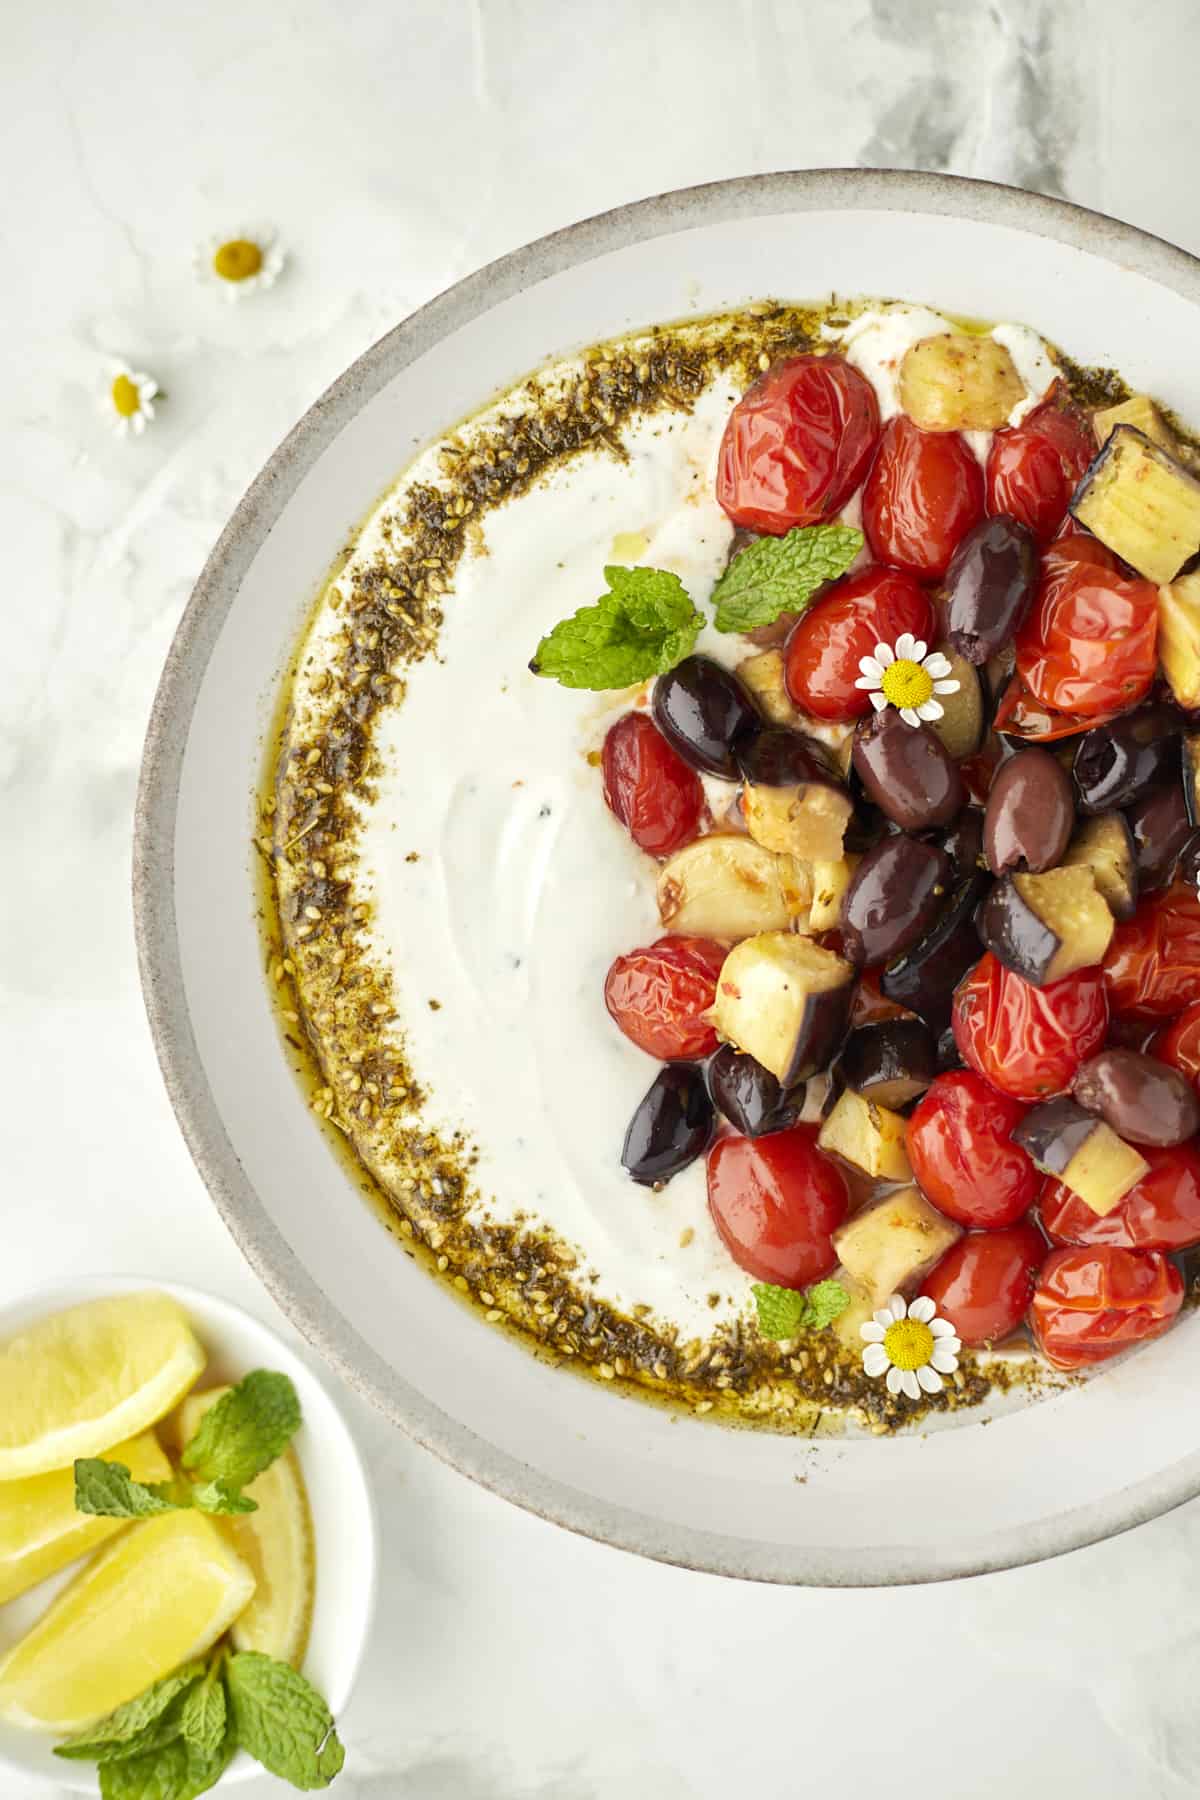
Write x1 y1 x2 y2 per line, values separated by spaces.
0 1277 376 1790
135 170 1200 1585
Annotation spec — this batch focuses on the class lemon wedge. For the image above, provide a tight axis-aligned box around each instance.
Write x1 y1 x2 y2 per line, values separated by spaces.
0 1430 173 1605
0 1511 255 1732
0 1293 205 1481
174 1388 314 1667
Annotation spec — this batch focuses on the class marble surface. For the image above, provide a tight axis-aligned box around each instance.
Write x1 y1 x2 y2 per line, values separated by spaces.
6 0 1200 1793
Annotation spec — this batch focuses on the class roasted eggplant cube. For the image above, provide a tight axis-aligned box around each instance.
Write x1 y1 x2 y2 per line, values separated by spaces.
817 1088 913 1181
621 1064 715 1187
711 932 855 1087
705 1043 803 1139
837 1019 938 1111
1158 569 1200 711
807 854 859 933
656 836 811 939
832 1188 962 1307
1184 735 1200 829
1069 424 1200 585
1061 812 1139 922
737 728 854 862
1093 394 1181 455
979 867 1114 987
1012 1097 1149 1217
880 873 991 1032
735 649 804 728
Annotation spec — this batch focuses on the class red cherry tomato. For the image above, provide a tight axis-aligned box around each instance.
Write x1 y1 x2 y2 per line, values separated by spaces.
850 971 912 1028
1029 1245 1183 1370
920 1223 1046 1346
604 935 726 1061
907 1070 1039 1228
952 953 1108 1100
1040 1140 1200 1253
991 670 1124 744
985 393 1096 544
601 712 704 858
715 355 880 536
862 415 984 579
1153 999 1200 1083
1104 883 1200 1019
1014 542 1158 718
706 1126 848 1287
782 564 934 722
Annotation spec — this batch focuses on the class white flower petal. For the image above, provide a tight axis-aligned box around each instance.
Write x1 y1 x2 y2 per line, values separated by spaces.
855 674 882 690
131 413 146 436
916 699 944 722
868 690 888 712
860 1321 886 1343
922 652 952 678
930 1317 958 1338
858 655 884 680
930 1347 960 1374
899 707 920 728
894 633 916 661
908 640 928 665
908 1296 936 1324
900 1368 921 1401
886 1365 904 1396
887 1294 907 1320
874 641 895 667
863 1344 890 1378
873 1307 898 1329
933 678 961 695
917 1365 944 1394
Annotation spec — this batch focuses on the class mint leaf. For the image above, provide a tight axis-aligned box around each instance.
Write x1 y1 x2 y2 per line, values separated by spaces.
56 1665 205 1760
73 1459 181 1521
181 1370 300 1490
226 1651 345 1789
711 524 862 634
530 565 703 690
191 1478 258 1516
99 1728 233 1800
179 1664 227 1759
752 1279 851 1340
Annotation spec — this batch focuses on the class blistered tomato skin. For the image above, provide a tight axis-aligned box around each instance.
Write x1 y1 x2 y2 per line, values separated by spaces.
907 1070 1039 1228
920 1224 1046 1345
604 936 727 1062
715 355 881 535
952 953 1109 1100
862 415 985 580
1040 1141 1200 1252
601 713 704 858
1029 1246 1184 1370
783 565 935 722
1103 883 1200 1019
1153 999 1200 1083
706 1126 848 1287
985 395 1096 544
1014 544 1159 719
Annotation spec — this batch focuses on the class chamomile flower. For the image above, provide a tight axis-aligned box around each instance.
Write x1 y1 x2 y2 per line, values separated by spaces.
195 226 285 298
104 363 159 438
861 1294 961 1400
855 633 959 728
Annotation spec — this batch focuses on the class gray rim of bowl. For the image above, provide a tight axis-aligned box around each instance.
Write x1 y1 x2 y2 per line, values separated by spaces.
133 168 1200 1586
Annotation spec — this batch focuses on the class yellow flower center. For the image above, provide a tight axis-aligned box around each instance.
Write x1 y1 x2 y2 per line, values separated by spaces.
110 374 141 418
880 658 933 711
883 1318 934 1371
213 238 264 282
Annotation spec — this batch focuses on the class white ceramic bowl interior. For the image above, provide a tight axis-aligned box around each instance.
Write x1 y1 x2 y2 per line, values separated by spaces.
136 171 1200 1585
0 1276 377 1791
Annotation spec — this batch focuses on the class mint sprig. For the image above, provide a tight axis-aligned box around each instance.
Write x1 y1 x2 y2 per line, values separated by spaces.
56 1667 205 1762
529 565 703 690
711 525 862 634
226 1652 345 1789
752 1278 851 1340
73 1461 181 1521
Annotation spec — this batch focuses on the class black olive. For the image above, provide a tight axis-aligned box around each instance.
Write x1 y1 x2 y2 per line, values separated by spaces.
621 1064 715 1186
851 709 964 831
944 514 1040 666
651 656 761 778
936 1025 965 1072
879 873 990 1031
705 1044 803 1138
983 748 1075 874
1073 1049 1200 1148
1073 707 1181 814
841 835 952 968
1125 781 1193 891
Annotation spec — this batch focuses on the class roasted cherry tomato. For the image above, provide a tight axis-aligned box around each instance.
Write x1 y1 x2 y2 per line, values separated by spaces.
715 355 880 535
1029 1245 1183 1370
907 1070 1038 1228
920 1223 1046 1346
706 1126 848 1287
985 393 1096 544
992 671 1124 744
601 712 704 858
1014 541 1158 719
952 953 1108 1100
1153 999 1200 1083
1104 883 1200 1020
862 415 984 579
604 936 726 1061
849 970 912 1028
782 564 934 722
1040 1140 1200 1253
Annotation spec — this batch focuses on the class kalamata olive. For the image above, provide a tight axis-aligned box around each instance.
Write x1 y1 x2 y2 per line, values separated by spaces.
944 514 1040 666
983 748 1074 875
841 835 952 968
843 797 890 855
651 656 760 778
705 1043 803 1138
851 709 964 831
1073 708 1181 814
735 724 838 788
880 873 990 1031
940 807 985 883
621 1064 715 1186
1072 1049 1200 1148
1126 782 1193 892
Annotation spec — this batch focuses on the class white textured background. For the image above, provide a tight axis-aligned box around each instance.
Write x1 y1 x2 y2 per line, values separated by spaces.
5 2 1200 1794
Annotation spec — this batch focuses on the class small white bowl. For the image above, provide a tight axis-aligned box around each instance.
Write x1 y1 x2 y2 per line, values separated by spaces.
0 1276 378 1792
